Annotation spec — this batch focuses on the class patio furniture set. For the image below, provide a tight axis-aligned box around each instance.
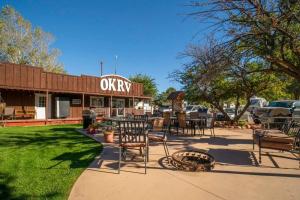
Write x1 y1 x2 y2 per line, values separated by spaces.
105 112 216 174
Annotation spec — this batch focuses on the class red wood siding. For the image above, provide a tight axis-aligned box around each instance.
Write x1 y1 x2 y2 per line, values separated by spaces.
0 63 149 98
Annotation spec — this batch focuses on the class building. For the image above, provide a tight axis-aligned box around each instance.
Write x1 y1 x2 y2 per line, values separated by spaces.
0 63 151 126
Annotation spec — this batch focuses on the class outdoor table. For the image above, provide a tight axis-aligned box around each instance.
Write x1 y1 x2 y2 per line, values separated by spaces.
169 116 207 135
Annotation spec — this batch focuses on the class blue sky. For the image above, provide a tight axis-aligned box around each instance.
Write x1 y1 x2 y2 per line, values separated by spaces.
1 0 207 92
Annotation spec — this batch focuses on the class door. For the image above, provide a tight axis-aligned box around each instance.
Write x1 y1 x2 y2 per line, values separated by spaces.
112 99 125 117
35 94 51 119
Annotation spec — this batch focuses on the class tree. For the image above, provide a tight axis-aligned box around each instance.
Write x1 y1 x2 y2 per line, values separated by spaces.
173 38 276 123
154 87 176 106
0 6 64 73
129 74 158 97
189 1 300 82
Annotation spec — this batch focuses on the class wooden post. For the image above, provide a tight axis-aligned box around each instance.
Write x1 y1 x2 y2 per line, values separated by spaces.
82 93 85 111
45 90 48 124
132 96 135 115
142 99 145 114
110 96 112 117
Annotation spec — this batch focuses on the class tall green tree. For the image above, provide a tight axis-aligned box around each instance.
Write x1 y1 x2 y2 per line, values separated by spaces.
154 87 176 106
189 0 300 82
173 39 276 123
129 74 158 97
0 6 64 73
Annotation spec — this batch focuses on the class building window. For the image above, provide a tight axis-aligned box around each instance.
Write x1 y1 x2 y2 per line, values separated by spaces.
38 96 46 107
129 99 134 107
90 96 104 108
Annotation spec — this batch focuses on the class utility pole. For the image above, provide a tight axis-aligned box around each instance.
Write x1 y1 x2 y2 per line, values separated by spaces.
115 55 118 74
100 61 103 76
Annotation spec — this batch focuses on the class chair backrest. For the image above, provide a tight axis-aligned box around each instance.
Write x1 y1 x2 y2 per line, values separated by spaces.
4 107 14 115
280 119 294 134
207 114 215 128
0 103 6 114
190 112 199 119
118 120 148 144
177 113 186 128
151 118 164 132
163 112 171 126
133 114 148 122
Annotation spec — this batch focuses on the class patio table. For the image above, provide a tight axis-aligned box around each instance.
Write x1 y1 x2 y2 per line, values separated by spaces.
169 117 207 135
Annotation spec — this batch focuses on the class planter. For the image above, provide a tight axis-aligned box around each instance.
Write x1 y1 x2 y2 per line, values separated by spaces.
104 130 114 143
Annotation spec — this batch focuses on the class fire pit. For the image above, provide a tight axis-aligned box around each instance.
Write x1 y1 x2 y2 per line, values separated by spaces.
171 150 215 172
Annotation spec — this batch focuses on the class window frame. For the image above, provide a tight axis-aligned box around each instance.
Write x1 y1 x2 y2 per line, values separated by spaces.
90 96 104 108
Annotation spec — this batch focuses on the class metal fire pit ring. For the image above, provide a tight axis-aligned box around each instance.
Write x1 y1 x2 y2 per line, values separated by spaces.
171 150 215 172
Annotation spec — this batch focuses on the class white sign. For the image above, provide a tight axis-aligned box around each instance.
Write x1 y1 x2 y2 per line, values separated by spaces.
100 75 132 92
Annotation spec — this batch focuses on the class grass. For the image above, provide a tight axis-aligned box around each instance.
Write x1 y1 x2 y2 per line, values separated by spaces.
0 124 102 200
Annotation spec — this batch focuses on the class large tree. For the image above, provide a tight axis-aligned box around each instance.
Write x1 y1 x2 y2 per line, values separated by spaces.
0 6 64 73
129 74 158 97
189 0 300 82
173 39 277 123
154 87 176 106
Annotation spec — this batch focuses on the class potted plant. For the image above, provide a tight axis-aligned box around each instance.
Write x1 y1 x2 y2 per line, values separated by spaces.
87 123 98 134
99 121 116 143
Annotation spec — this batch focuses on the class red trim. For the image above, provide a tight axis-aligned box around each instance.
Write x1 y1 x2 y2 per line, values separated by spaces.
2 117 103 127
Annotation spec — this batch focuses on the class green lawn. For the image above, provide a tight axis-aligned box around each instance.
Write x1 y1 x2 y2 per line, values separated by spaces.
0 125 102 200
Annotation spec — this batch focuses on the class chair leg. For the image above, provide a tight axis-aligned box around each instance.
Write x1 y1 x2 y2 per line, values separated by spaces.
212 128 215 137
144 147 147 174
118 146 122 174
258 138 262 164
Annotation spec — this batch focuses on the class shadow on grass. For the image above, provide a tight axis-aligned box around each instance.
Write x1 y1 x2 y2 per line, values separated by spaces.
49 147 101 169
0 172 60 200
0 126 96 148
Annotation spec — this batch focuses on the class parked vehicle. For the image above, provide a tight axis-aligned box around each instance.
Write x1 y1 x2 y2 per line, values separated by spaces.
216 108 236 121
158 105 172 113
292 101 300 119
253 100 300 124
248 96 268 113
185 105 201 114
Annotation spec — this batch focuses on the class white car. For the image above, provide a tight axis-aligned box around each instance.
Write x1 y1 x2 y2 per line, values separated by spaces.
185 105 200 113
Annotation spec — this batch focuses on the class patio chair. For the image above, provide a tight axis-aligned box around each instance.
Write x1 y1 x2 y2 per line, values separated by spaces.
203 116 215 137
133 114 148 122
117 120 148 174
253 120 294 150
163 112 171 133
148 118 170 160
3 107 15 120
253 122 300 166
176 113 192 135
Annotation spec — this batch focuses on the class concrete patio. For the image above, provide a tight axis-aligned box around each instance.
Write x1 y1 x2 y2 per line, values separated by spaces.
69 128 300 200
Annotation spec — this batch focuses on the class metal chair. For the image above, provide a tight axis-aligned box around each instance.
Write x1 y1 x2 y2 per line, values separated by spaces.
253 119 294 150
176 113 191 135
253 122 300 167
117 120 148 174
133 114 148 122
148 118 170 160
203 116 215 137
163 112 171 133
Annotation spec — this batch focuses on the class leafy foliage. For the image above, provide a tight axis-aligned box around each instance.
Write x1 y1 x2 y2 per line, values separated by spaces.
129 74 158 97
189 0 300 81
173 38 277 122
0 6 64 73
154 87 176 106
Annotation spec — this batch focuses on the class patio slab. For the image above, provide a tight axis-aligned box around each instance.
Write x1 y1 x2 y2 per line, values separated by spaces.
69 128 300 200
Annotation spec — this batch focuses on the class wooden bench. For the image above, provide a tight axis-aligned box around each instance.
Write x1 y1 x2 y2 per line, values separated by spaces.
14 109 36 119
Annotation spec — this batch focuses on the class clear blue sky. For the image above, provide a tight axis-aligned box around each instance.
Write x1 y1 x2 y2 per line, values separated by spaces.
1 0 207 92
